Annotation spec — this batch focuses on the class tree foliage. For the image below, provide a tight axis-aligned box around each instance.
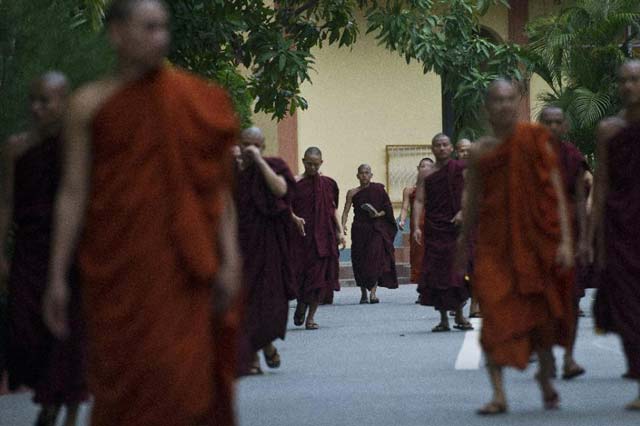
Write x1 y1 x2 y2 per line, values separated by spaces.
526 0 640 158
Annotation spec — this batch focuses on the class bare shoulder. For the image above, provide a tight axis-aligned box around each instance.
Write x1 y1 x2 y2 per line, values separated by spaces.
346 187 360 198
69 78 122 124
471 137 499 157
596 116 626 143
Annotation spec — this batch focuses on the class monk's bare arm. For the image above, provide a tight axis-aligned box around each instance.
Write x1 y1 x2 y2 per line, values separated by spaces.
213 189 241 315
44 89 93 337
584 170 594 214
341 190 354 234
253 153 287 198
411 171 427 245
398 187 413 230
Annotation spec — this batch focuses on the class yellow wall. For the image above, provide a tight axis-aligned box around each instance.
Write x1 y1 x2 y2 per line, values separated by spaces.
252 110 279 157
296 11 442 236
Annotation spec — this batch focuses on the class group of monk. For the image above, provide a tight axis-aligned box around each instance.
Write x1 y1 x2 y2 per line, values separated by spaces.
0 0 638 424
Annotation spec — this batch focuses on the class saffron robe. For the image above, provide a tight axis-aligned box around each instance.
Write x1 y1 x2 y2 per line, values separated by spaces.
292 175 340 304
7 136 88 405
474 123 574 369
418 160 469 311
593 123 640 380
79 66 239 426
408 188 425 283
236 157 297 352
350 183 398 289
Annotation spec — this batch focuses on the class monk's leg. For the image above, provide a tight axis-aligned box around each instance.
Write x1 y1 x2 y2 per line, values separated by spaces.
534 349 559 410
35 404 60 426
369 285 379 303
454 306 472 329
359 286 368 304
249 352 263 375
562 301 585 380
477 358 507 415
293 301 307 326
63 403 79 426
432 310 450 332
262 342 281 369
625 382 640 410
305 302 320 330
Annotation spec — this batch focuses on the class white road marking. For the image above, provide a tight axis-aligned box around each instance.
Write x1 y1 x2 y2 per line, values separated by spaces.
455 318 483 370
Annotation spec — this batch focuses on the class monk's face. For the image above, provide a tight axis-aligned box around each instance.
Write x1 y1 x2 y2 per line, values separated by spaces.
239 135 265 164
357 166 372 185
431 136 453 161
110 0 170 70
486 81 519 130
539 108 567 140
618 62 640 108
302 154 323 177
456 140 471 159
29 80 67 135
417 159 434 173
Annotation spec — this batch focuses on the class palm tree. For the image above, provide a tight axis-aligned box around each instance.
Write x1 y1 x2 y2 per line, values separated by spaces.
526 0 640 158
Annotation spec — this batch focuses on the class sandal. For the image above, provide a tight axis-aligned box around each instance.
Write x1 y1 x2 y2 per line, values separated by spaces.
369 296 380 304
263 348 281 369
561 364 585 380
476 401 507 415
359 296 369 304
543 391 560 410
293 303 306 326
469 312 482 318
453 321 474 331
625 398 640 411
305 321 319 330
431 323 450 332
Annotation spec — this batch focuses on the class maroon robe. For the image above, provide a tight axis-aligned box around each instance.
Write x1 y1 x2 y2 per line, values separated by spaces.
418 160 469 311
556 140 591 297
350 183 398 289
7 136 88 404
236 157 297 353
594 123 640 380
292 175 340 305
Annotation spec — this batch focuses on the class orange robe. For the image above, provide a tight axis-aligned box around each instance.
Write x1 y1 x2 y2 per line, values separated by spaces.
408 188 424 283
474 123 575 369
78 66 239 426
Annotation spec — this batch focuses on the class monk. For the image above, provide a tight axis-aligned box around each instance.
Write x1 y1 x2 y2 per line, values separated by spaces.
236 127 297 374
539 106 589 380
1 73 88 426
413 133 471 332
42 1 242 425
398 158 434 284
457 79 575 415
590 60 640 411
291 147 345 330
455 138 472 160
341 164 398 304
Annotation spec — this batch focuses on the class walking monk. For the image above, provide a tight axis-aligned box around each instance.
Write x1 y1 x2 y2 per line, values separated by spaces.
398 158 434 284
42 1 242 425
341 165 398 304
457 79 575 415
539 106 588 380
236 127 296 374
590 60 640 411
413 134 471 332
291 147 345 330
1 72 87 426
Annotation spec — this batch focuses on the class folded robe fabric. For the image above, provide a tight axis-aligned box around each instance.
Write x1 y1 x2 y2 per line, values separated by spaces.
350 183 398 289
474 123 575 369
292 175 340 304
594 122 640 380
79 66 239 426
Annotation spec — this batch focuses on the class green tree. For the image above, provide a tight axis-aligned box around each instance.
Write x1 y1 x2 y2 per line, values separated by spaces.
526 0 640 158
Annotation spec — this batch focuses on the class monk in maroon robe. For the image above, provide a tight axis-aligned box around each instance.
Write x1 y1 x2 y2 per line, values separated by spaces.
236 127 297 375
291 147 344 330
590 60 640 411
540 106 589 380
341 164 398 304
1 73 87 426
43 3 242 425
413 133 471 332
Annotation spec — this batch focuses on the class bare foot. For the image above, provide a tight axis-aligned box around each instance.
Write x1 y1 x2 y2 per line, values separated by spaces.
625 398 640 411
476 400 507 415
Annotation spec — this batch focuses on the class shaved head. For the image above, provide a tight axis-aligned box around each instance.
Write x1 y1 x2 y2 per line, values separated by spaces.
539 106 567 140
456 138 472 160
485 78 520 132
241 126 265 144
32 71 69 95
29 71 70 135
539 106 564 121
358 164 371 174
618 60 640 108
105 0 167 25
304 146 322 158
485 78 516 102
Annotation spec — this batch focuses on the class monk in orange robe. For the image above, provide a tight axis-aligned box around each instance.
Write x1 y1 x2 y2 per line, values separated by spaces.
398 158 434 284
457 79 575 415
42 1 241 425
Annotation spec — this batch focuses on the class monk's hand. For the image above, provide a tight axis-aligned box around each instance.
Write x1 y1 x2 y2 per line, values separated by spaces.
243 145 262 162
413 228 423 246
398 219 405 231
43 280 70 339
292 214 306 237
555 240 575 270
451 210 463 227
338 234 347 250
